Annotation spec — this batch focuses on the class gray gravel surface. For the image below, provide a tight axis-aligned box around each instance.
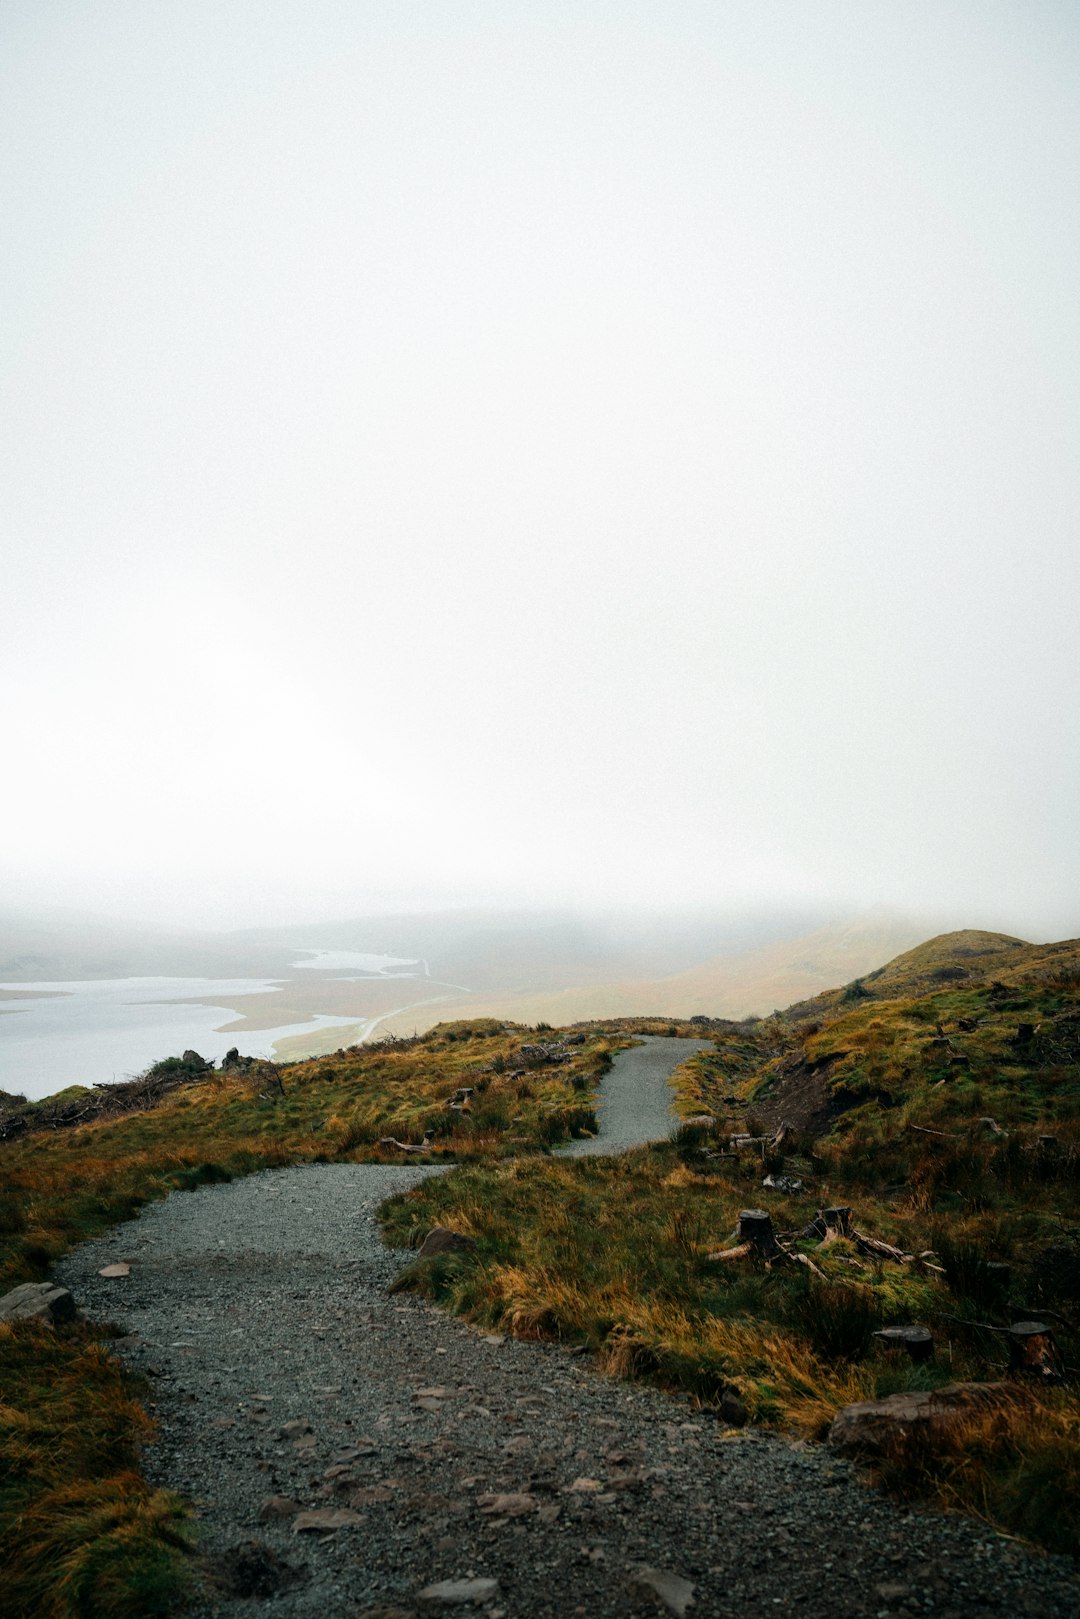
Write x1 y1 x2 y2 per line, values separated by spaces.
560 1035 711 1157
54 1042 1077 1618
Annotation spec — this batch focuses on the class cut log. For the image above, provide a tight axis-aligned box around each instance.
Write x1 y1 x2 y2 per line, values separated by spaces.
873 1326 934 1363
1008 1320 1063 1383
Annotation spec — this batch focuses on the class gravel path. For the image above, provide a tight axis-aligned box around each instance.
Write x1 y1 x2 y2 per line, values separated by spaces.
559 1035 710 1156
54 1043 1076 1618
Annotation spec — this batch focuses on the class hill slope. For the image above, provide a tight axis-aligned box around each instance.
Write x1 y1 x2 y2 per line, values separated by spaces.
784 928 1080 1020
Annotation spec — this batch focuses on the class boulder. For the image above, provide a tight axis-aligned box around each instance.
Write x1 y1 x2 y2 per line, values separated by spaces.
0 1282 76 1325
828 1381 1015 1456
417 1227 476 1261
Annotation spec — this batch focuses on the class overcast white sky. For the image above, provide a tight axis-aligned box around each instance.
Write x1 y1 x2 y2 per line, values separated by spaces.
3 2 1079 937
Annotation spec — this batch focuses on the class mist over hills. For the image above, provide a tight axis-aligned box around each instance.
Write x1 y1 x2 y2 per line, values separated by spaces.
0 900 846 990
348 908 932 1048
4 901 1068 1088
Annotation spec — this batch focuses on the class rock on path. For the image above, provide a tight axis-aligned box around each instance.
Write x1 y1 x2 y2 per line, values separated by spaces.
52 1045 1075 1618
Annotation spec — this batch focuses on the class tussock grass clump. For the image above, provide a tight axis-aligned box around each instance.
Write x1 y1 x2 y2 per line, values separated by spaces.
0 1321 191 1618
872 1388 1080 1558
782 1278 884 1361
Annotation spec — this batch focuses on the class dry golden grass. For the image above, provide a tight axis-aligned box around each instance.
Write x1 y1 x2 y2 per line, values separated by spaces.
0 1321 191 1618
0 1022 617 1290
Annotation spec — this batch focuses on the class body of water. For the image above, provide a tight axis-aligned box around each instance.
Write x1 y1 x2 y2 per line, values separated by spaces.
0 976 360 1102
290 950 423 974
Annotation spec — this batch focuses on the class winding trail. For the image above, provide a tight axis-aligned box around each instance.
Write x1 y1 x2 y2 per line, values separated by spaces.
560 1035 711 1156
55 1041 1075 1617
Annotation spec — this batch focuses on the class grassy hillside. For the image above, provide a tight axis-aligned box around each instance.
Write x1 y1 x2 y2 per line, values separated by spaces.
782 928 1077 1018
2 931 1079 1616
384 934 1080 1555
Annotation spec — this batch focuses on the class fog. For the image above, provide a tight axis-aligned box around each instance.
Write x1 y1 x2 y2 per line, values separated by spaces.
3 3 1079 941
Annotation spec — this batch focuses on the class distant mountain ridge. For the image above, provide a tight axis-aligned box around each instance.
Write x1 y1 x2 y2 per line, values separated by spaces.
351 910 930 1047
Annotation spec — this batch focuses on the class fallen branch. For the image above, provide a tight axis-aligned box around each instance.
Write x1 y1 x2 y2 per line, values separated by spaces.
378 1130 436 1155
709 1241 753 1263
854 1233 911 1264
787 1250 827 1280
940 1314 1013 1334
1015 1305 1079 1337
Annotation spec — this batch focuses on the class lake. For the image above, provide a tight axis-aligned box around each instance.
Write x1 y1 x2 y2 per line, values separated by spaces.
0 976 362 1102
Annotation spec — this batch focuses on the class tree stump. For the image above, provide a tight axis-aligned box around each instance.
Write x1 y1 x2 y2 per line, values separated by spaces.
1008 1321 1063 1382
737 1209 778 1254
873 1326 934 1363
820 1206 853 1239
